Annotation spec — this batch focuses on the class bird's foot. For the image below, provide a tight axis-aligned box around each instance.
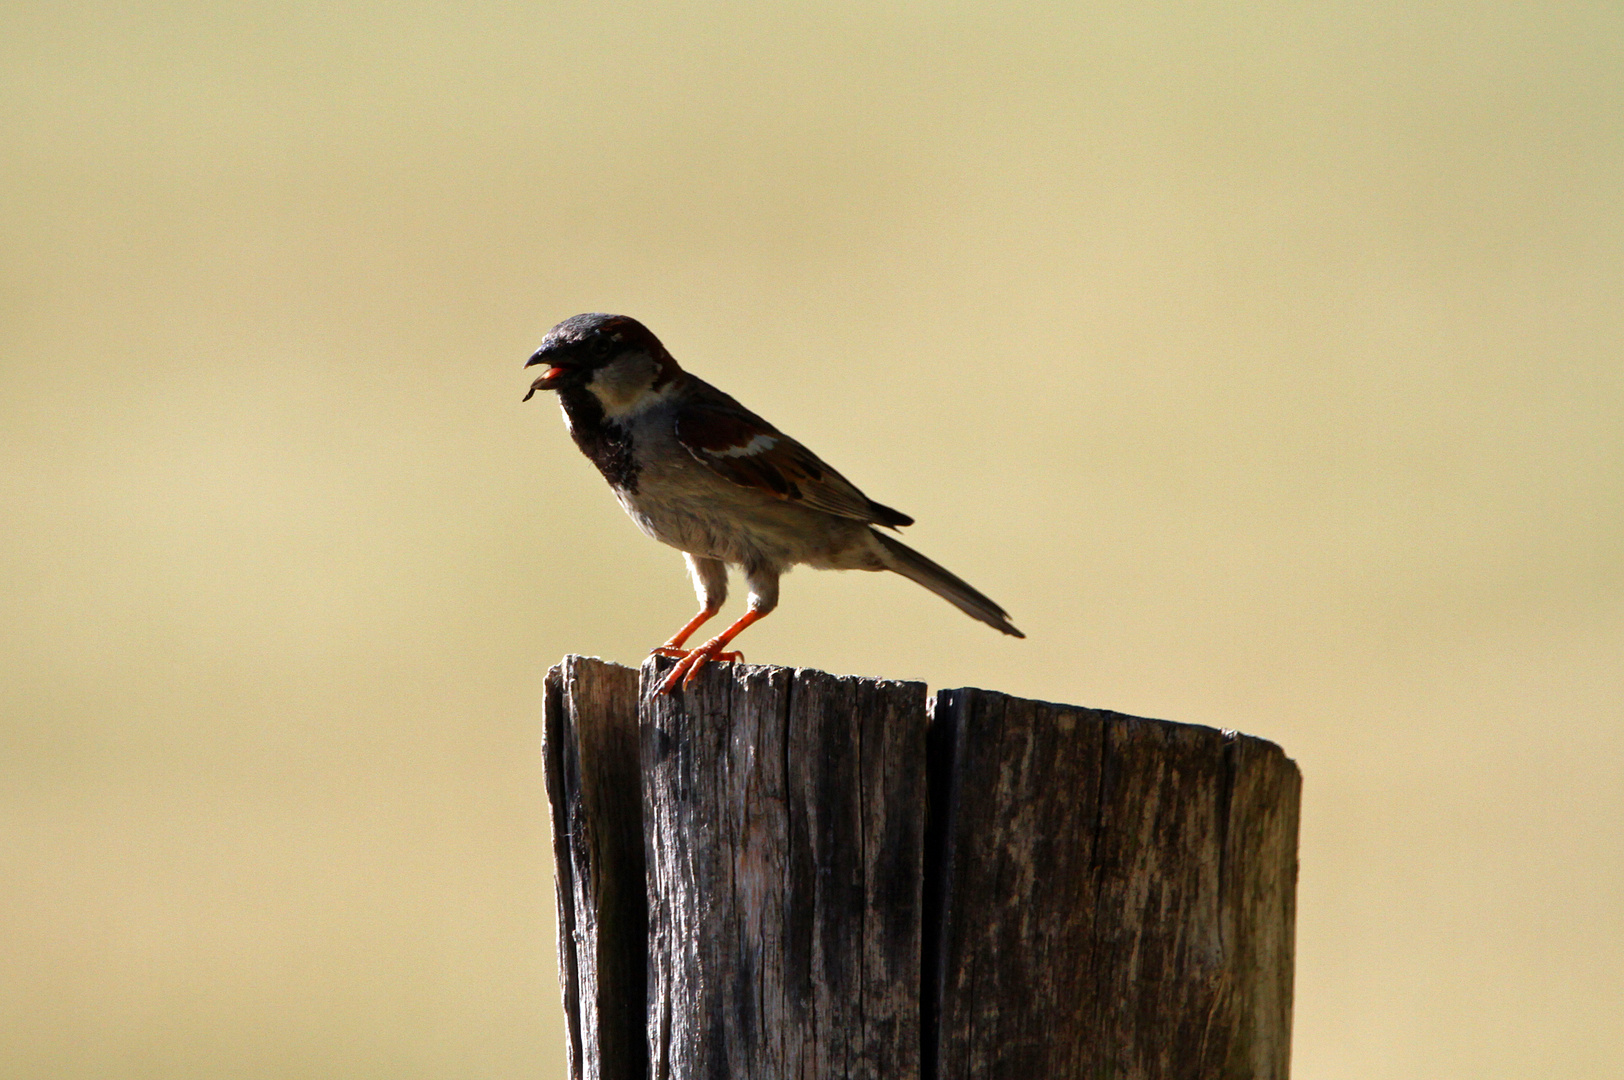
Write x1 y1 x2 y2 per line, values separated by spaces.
649 645 741 662
648 645 693 659
656 642 744 695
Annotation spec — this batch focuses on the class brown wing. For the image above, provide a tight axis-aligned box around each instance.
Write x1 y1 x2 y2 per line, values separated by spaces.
673 391 913 528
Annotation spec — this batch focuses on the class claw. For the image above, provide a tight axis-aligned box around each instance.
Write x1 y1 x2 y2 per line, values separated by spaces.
652 608 766 696
657 643 744 695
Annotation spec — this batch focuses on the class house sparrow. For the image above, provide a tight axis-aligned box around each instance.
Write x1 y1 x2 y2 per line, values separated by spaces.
525 313 1022 694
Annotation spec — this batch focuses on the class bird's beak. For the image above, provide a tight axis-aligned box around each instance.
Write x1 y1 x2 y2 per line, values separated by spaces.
523 350 572 401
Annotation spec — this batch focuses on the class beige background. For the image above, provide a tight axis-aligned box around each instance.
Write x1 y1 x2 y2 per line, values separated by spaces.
3 2 1620 1077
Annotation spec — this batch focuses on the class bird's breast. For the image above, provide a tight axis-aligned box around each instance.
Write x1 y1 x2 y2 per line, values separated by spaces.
557 388 641 493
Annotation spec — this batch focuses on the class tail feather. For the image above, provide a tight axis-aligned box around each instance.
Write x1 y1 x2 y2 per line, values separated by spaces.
871 530 1024 638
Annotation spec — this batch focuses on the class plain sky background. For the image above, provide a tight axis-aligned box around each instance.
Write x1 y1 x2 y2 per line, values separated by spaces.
3 2 1621 1077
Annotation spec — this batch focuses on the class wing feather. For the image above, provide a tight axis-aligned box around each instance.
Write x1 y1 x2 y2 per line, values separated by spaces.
673 389 912 527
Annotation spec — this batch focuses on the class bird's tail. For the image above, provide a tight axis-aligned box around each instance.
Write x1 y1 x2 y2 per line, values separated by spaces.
871 529 1024 638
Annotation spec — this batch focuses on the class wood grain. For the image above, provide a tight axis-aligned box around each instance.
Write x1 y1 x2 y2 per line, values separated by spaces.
925 687 1301 1080
641 657 928 1080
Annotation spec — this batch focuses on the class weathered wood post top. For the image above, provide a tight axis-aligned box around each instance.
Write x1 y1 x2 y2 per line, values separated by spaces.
544 655 1301 1080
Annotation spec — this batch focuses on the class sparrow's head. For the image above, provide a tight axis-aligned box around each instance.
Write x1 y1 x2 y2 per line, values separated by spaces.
524 313 681 413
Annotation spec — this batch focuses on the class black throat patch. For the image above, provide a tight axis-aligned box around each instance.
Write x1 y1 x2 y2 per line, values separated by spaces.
556 386 641 493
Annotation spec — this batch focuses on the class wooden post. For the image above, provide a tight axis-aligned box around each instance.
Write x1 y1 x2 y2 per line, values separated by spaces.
544 656 1301 1080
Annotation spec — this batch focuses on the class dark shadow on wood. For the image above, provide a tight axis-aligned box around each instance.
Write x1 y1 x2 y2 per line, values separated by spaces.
543 657 647 1080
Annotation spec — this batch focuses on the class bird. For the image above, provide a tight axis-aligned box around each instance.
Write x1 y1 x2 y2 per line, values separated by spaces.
524 313 1022 694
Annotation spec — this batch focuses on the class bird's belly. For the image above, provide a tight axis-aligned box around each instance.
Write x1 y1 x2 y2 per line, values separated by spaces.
614 487 723 555
612 477 876 571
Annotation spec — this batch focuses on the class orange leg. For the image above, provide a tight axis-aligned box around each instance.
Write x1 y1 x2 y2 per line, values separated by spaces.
657 608 767 695
649 607 721 659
